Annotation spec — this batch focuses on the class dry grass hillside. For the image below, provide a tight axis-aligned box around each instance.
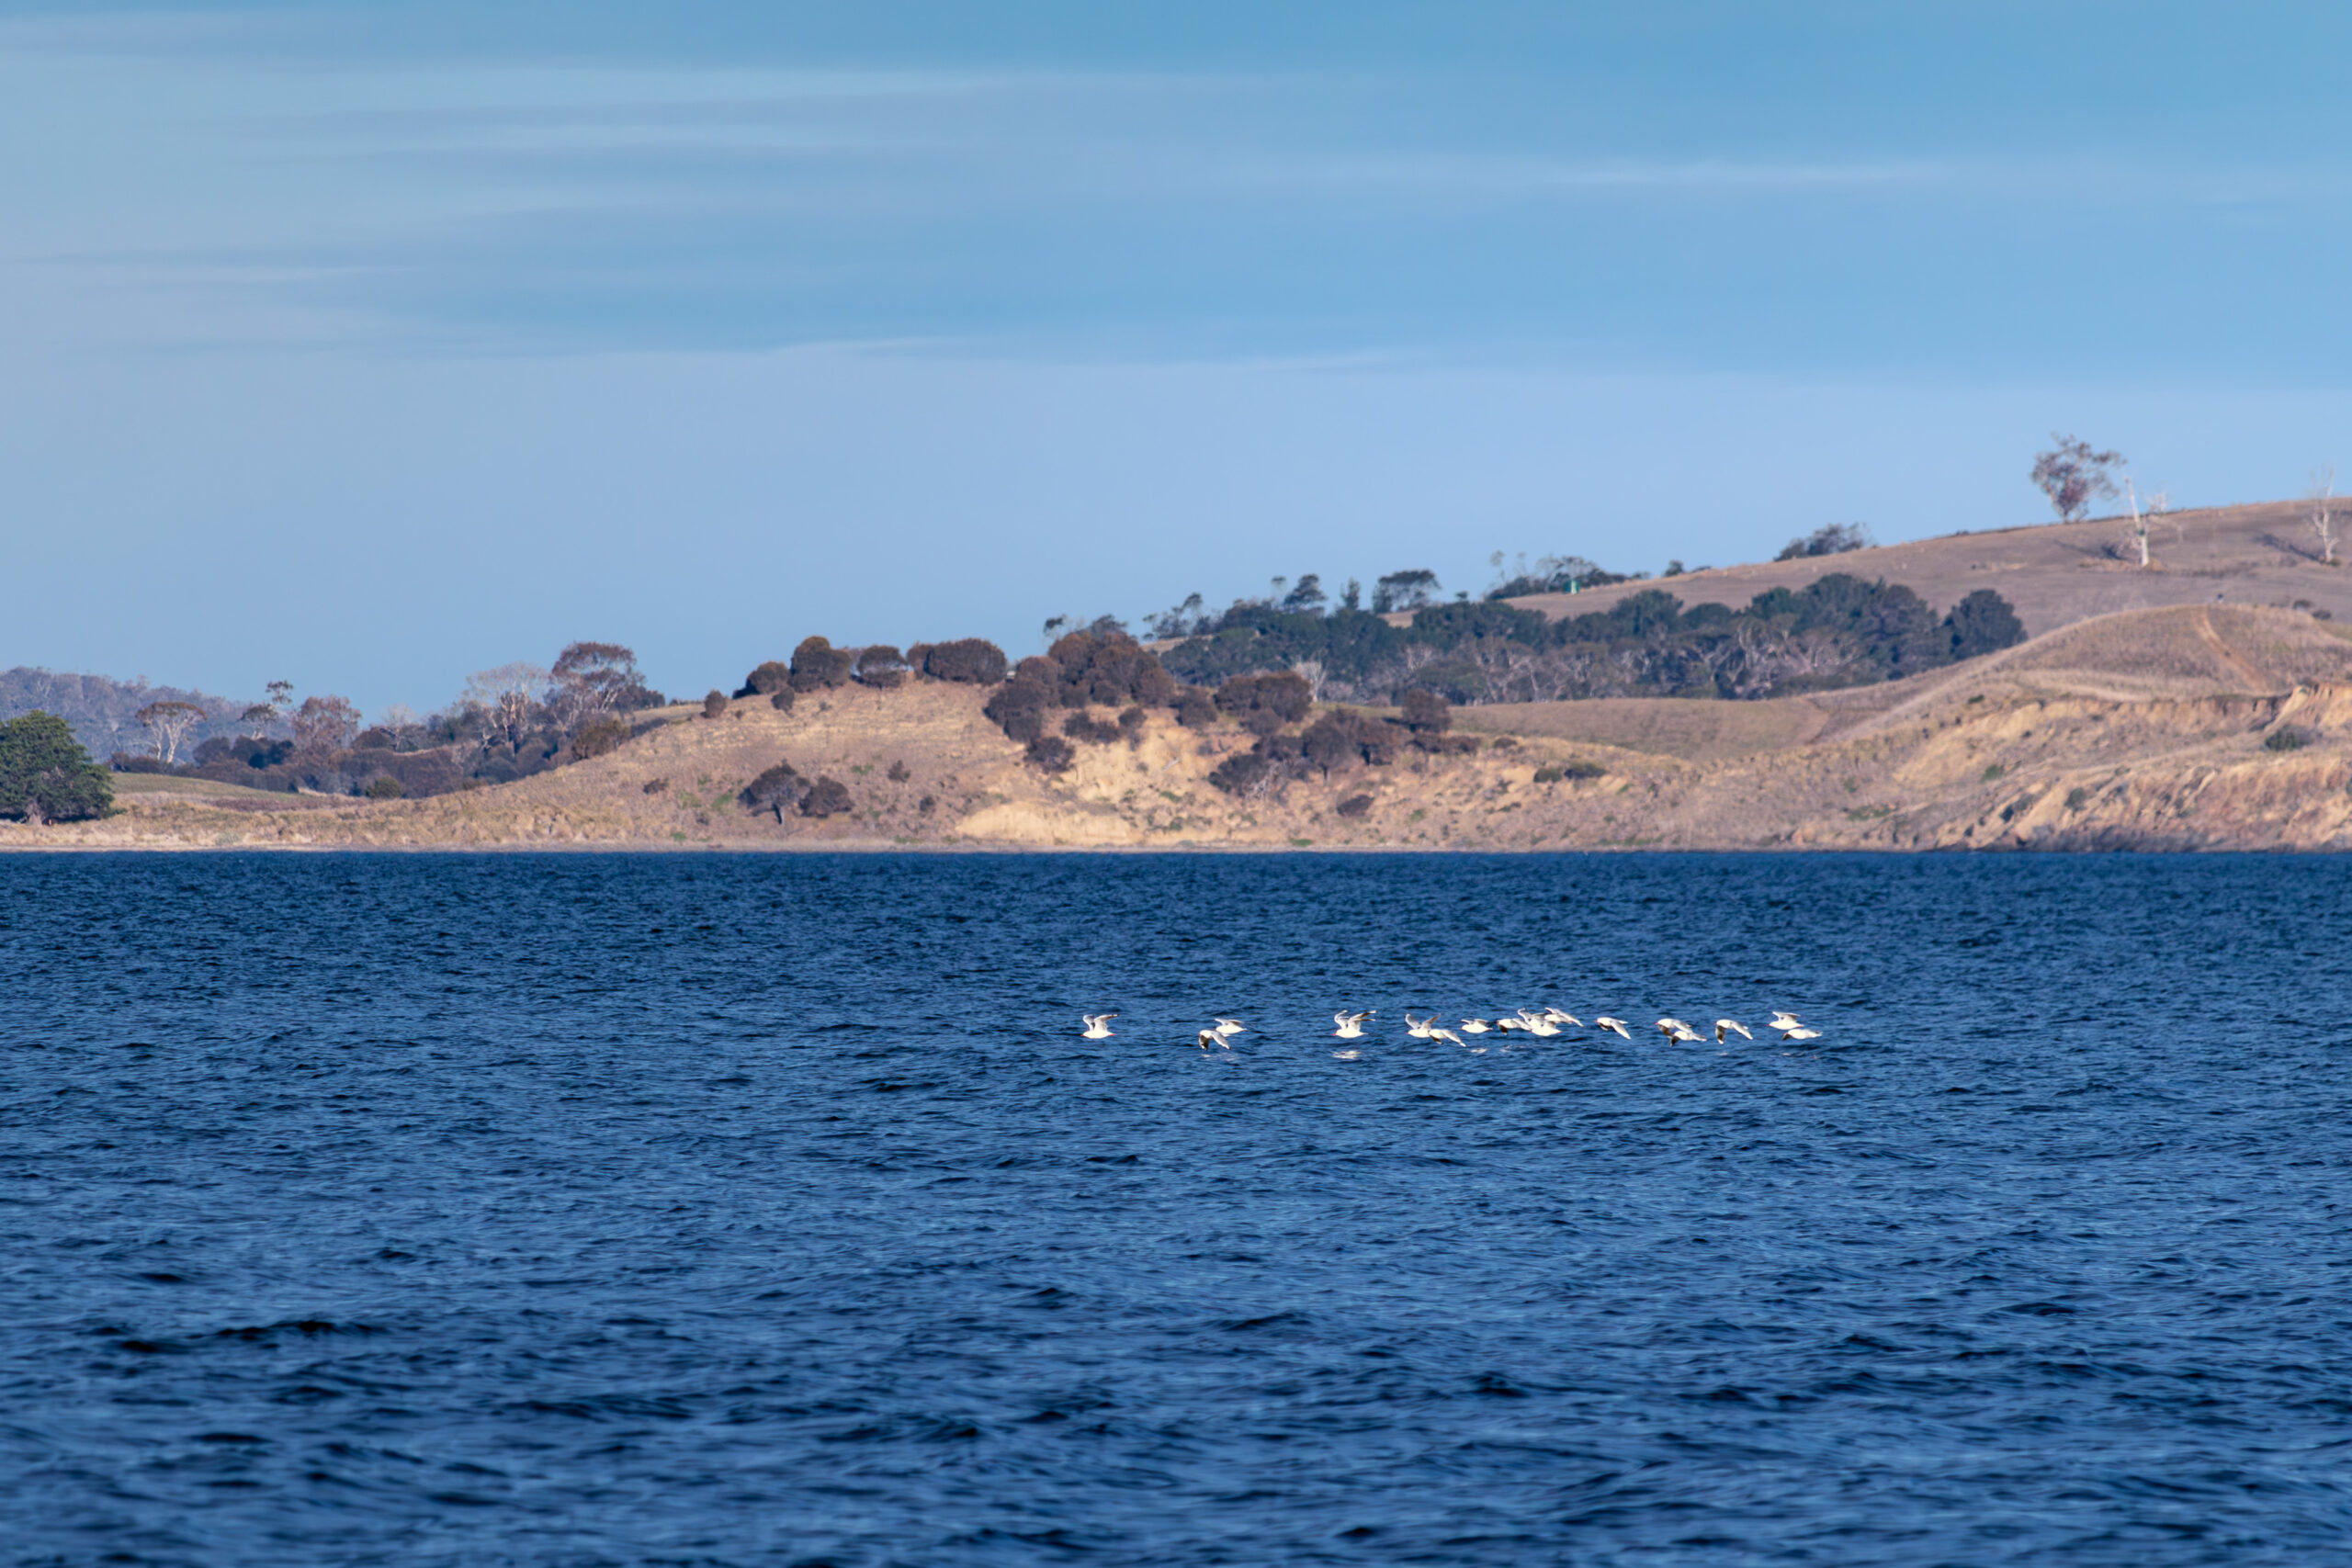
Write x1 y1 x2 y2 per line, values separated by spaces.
11 604 2350 853
1505 498 2352 633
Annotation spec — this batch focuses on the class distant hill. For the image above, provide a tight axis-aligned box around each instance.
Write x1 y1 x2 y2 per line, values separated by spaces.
1500 497 2352 635
0 669 254 762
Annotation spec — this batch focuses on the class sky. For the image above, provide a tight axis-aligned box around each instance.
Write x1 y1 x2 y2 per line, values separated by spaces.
6 0 2352 714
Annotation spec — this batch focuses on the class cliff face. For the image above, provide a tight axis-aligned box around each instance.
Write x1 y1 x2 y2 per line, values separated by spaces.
9 607 2349 853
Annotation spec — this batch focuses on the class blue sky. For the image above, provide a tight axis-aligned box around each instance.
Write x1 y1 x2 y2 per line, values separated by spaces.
6 1 2352 713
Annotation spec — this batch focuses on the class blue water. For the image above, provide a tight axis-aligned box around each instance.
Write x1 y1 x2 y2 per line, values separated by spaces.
4 852 2351 1566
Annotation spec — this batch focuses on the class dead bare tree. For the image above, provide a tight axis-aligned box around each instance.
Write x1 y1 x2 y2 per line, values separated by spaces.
2120 478 2154 568
2311 466 2340 565
134 701 206 763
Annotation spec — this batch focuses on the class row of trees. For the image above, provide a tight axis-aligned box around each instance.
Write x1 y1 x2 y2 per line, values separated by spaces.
1152 575 2027 704
126 643 668 798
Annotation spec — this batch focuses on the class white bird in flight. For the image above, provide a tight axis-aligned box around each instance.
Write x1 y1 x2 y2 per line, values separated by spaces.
1662 1021 1705 1044
1080 1012 1118 1040
1458 1018 1492 1033
1212 1017 1247 1041
1655 1017 1693 1039
1332 1009 1374 1039
1404 1010 1440 1039
1778 1025 1823 1042
1769 1010 1803 1031
1430 1027 1464 1046
1517 1010 1562 1037
1542 1006 1582 1027
1594 1017 1633 1039
1714 1019 1751 1043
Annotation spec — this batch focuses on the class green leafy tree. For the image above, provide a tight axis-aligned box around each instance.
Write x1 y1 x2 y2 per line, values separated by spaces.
0 711 114 823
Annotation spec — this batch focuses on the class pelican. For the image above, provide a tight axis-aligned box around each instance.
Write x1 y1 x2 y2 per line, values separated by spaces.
1430 1027 1464 1046
1404 1010 1440 1039
1080 1012 1118 1040
1332 1009 1375 1039
1458 1018 1492 1033
1778 1025 1823 1042
1211 1017 1248 1042
1594 1016 1633 1039
1713 1019 1751 1043
1656 1017 1693 1038
1663 1021 1705 1044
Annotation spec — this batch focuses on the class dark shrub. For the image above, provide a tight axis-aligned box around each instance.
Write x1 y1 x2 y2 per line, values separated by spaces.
922 638 1010 684
364 775 405 799
984 677 1053 743
1946 590 2027 660
918 794 936 813
571 716 631 760
854 645 909 689
789 636 855 693
1025 735 1076 773
1207 750 1275 795
108 753 178 774
702 690 729 719
741 761 806 820
1216 671 1313 737
643 777 669 795
739 660 792 698
0 711 113 823
801 775 854 818
887 759 910 783
1775 522 1874 560
1175 687 1219 729
1398 688 1452 734
1117 705 1147 741
2265 726 2311 752
769 687 796 712
1013 655 1060 685
1299 711 1396 775
1419 733 1483 755
1064 711 1123 744
1336 793 1374 818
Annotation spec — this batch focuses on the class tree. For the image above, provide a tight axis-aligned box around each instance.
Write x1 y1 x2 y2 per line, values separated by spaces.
1282 573 1328 613
1024 736 1076 773
1215 671 1313 736
289 694 359 756
2311 466 2340 566
549 641 656 723
570 716 631 759
1398 688 1452 734
788 636 854 693
918 639 1009 683
1774 523 1874 561
738 660 792 697
741 761 807 821
702 690 729 719
1372 569 1442 614
1946 590 2027 660
0 712 113 823
135 700 206 764
800 776 854 817
1340 579 1363 611
2030 434 2124 523
853 645 909 688
463 663 549 753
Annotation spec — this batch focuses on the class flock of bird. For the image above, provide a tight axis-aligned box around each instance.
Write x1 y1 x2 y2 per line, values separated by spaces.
1076 1008 1822 1056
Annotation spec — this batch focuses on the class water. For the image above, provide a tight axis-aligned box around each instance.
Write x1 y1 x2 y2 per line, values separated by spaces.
5 852 2351 1566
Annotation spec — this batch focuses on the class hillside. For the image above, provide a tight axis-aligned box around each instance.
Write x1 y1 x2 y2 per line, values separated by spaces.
10 604 2348 853
1503 498 2352 635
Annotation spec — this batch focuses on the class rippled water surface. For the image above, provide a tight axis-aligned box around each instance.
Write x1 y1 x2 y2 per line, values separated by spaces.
6 852 2352 1566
